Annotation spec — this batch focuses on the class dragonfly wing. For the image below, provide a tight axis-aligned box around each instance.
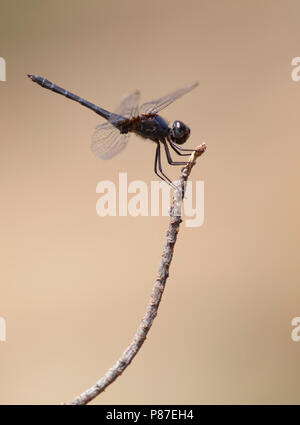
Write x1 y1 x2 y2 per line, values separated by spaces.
91 121 129 160
139 82 198 115
91 90 140 159
112 90 140 119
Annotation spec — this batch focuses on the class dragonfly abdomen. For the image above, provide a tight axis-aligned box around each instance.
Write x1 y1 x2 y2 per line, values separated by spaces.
27 74 113 121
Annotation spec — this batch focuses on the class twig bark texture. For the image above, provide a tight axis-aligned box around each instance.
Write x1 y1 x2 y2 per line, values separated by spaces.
68 143 206 405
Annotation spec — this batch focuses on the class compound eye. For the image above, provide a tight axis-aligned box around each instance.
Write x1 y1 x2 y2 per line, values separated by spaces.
171 121 190 144
174 121 183 134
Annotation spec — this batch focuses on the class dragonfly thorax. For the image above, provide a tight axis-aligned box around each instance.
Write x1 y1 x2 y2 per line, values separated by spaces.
131 114 169 142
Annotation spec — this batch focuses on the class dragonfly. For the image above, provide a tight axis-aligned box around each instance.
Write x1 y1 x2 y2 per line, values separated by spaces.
27 75 198 188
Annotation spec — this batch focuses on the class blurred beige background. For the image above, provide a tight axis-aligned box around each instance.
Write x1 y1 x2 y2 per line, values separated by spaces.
0 0 300 404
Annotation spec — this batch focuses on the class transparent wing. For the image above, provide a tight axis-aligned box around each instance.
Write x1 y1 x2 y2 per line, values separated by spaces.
91 90 140 160
91 121 129 160
113 90 140 119
139 82 199 115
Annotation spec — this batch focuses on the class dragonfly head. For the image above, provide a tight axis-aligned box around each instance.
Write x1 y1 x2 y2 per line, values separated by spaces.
170 120 190 144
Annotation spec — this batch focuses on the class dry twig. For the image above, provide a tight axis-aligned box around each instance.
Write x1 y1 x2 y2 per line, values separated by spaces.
68 143 206 405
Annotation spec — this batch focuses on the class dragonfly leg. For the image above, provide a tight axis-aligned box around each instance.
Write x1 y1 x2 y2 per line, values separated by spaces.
154 143 177 189
168 137 194 155
169 143 191 156
163 141 188 166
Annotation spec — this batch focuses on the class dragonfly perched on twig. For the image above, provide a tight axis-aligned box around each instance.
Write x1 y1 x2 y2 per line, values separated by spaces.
28 75 198 188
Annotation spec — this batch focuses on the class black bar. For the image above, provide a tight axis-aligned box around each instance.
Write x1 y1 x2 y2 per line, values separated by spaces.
0 404 298 423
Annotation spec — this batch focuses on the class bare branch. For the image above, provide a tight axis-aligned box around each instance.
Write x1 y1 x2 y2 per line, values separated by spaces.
68 143 207 405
